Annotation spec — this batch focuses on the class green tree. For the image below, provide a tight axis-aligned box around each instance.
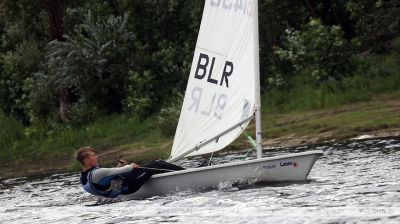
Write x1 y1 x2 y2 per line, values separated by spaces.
347 0 400 50
123 0 203 117
0 0 48 122
274 19 354 84
29 12 135 124
0 41 44 122
258 0 310 89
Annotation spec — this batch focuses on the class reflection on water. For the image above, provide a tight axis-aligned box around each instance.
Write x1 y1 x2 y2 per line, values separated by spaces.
1 137 400 223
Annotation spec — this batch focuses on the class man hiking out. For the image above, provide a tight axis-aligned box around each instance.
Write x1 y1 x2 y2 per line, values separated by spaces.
75 146 184 198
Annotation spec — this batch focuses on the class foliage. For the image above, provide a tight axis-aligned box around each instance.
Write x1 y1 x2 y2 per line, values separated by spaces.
124 70 154 118
347 0 400 50
274 19 354 84
0 110 23 161
28 11 135 124
0 40 44 122
122 0 201 117
1 0 395 124
264 50 400 113
0 1 47 121
0 0 400 167
157 93 183 137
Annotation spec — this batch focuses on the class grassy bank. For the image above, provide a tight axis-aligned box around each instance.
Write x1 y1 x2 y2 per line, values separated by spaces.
0 115 172 169
1 50 400 179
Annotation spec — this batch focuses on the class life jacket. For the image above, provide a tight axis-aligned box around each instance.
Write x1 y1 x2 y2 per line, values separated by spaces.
81 167 122 198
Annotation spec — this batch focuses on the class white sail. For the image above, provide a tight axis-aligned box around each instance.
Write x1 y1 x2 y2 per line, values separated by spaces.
170 0 257 160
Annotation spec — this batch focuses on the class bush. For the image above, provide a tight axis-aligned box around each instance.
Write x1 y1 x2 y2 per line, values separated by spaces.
124 70 155 118
274 18 355 83
157 93 183 137
28 11 135 124
347 0 400 51
66 98 106 127
0 40 43 122
0 111 24 161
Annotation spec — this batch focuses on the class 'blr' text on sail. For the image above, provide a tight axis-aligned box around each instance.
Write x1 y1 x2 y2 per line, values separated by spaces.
188 52 234 120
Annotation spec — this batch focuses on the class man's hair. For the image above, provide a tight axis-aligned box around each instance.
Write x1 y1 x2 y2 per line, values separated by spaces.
75 146 96 165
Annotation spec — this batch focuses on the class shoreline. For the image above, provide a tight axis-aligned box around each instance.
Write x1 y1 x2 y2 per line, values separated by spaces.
261 127 400 149
1 94 399 180
1 127 399 181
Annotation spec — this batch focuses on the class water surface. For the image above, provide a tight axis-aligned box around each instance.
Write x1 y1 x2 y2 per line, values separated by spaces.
1 137 400 223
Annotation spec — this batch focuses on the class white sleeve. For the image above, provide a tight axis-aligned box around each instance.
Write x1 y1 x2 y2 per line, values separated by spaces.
91 165 133 183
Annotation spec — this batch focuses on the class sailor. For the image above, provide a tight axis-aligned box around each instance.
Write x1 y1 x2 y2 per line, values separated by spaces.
75 146 184 198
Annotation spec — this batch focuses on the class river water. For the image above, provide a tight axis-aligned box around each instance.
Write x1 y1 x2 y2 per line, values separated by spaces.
1 137 400 223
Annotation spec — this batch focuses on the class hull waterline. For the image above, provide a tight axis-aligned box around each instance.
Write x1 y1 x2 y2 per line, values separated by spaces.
117 150 323 200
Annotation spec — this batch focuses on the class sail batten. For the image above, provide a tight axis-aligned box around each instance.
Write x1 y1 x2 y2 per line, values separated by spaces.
170 0 257 160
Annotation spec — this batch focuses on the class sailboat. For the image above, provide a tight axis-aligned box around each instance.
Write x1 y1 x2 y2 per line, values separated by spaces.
119 0 322 200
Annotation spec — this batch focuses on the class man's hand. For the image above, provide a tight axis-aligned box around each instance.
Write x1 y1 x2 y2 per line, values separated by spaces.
131 163 140 169
116 159 128 167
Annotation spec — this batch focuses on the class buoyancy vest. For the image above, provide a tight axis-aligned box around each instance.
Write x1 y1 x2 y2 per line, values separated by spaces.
81 167 122 198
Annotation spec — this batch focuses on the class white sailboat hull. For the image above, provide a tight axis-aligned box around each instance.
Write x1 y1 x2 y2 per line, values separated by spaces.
118 150 323 200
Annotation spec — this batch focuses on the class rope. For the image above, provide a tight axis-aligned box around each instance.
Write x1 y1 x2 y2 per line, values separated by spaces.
208 152 214 166
240 134 257 160
139 167 176 172
115 159 177 172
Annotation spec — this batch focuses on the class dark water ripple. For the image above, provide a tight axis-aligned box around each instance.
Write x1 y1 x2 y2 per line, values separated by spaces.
1 137 400 223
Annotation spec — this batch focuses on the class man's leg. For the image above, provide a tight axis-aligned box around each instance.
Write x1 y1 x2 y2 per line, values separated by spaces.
120 160 184 195
142 160 184 174
120 169 152 194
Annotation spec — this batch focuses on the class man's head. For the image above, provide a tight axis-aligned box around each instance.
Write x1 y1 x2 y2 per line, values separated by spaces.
75 146 98 168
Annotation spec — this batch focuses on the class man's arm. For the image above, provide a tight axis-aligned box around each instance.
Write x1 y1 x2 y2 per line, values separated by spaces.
91 165 133 184
116 159 140 168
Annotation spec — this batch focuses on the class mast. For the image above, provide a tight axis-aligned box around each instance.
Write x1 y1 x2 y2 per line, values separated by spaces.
253 0 263 159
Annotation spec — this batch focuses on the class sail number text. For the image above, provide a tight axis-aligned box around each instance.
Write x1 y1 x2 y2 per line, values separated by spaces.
189 87 226 120
194 53 233 88
188 53 233 120
210 0 253 16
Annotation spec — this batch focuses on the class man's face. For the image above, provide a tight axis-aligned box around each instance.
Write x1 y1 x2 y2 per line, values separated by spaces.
84 151 98 167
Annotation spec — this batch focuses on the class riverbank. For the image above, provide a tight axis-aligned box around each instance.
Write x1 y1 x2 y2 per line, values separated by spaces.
1 93 399 180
